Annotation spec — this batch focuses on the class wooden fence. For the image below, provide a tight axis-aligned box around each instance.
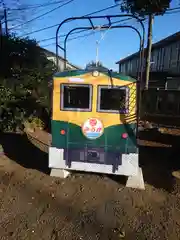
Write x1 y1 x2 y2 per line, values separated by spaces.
140 89 180 127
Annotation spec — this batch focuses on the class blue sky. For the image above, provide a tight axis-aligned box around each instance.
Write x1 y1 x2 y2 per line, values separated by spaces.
4 0 180 70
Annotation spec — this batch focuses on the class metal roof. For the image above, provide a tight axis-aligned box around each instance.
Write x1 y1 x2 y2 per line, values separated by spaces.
54 69 136 82
116 31 180 64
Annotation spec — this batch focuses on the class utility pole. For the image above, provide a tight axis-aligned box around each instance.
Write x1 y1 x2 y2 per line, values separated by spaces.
2 0 8 36
0 9 4 36
4 7 8 35
0 20 2 36
0 11 3 52
145 14 154 89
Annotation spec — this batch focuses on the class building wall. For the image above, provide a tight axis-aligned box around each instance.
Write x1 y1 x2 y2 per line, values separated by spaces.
119 39 180 76
47 56 64 72
47 55 78 72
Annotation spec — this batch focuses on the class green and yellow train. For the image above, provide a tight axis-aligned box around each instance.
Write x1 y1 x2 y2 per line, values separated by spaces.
49 69 144 188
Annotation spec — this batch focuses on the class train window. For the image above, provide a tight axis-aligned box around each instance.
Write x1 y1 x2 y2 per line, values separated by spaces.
60 84 92 111
97 86 128 113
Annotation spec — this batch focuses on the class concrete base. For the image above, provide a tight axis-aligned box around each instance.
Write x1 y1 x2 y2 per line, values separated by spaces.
49 147 145 189
126 167 145 190
50 168 70 178
49 147 139 177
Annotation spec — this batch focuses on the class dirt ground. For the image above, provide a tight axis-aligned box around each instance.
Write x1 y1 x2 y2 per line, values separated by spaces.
1 130 180 239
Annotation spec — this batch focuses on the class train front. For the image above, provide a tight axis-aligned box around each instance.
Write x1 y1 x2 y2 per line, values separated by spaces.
49 69 139 177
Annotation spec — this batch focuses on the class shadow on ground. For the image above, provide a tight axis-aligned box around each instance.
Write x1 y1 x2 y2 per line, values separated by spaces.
110 129 180 192
139 128 180 146
0 132 50 174
139 146 176 192
1 129 180 192
109 146 180 192
138 129 180 191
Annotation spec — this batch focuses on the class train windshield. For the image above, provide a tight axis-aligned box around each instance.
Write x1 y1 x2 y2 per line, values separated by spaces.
61 84 92 111
98 86 128 114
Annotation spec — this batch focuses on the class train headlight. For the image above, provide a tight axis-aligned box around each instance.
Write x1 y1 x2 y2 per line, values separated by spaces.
92 70 99 77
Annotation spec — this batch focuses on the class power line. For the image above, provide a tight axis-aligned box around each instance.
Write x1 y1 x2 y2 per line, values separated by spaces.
9 0 73 30
18 4 178 39
18 4 120 37
38 29 88 43
163 6 180 14
165 9 180 14
39 6 180 48
7 0 69 11
41 18 148 47
41 30 103 47
38 18 133 43
17 5 179 45
166 6 180 11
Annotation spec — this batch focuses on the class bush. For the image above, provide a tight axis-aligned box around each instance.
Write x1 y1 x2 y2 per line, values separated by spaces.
0 35 55 132
24 117 45 131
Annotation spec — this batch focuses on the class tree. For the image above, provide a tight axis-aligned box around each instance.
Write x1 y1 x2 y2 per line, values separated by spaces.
115 0 171 89
118 0 171 16
85 61 109 71
0 34 56 132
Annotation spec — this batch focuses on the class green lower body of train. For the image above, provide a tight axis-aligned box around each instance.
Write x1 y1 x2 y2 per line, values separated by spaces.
51 120 137 153
48 119 144 187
